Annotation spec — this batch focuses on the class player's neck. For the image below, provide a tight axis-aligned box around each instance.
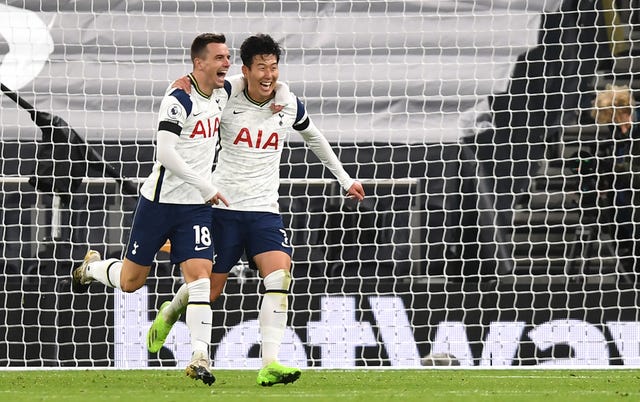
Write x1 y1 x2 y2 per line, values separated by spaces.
190 71 214 97
245 88 275 105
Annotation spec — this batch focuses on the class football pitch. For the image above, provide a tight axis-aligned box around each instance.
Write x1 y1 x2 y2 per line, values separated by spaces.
1 369 639 401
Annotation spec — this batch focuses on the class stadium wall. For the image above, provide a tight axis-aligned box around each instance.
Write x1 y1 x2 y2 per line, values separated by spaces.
2 277 639 367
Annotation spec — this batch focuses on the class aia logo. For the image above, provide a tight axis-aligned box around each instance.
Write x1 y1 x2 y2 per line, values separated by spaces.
190 116 220 138
233 127 279 149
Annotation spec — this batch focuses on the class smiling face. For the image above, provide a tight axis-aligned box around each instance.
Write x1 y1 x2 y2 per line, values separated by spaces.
193 42 231 93
192 42 231 95
242 53 279 103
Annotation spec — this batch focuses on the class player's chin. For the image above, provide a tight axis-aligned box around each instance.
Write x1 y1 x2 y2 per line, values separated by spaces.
260 87 274 98
215 75 227 87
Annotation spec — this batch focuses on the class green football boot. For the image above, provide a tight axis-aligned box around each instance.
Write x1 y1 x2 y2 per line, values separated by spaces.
256 361 301 386
147 301 174 353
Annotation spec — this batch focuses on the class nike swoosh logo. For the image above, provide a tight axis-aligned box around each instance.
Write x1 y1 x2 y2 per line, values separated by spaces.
194 246 209 251
232 110 244 114
193 111 204 116
273 310 287 314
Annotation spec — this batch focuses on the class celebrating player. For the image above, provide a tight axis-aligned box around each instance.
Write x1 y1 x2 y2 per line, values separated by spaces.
146 33 365 386
70 33 234 386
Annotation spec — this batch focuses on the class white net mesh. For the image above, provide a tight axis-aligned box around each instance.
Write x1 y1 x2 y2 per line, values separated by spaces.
1 0 639 368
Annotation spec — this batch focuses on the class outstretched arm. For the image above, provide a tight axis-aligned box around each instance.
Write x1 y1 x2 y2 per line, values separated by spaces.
345 181 365 201
297 118 365 201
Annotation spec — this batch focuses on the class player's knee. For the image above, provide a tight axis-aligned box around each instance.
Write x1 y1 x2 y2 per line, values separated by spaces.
181 259 213 281
263 269 291 291
187 277 210 302
120 278 144 293
120 260 150 293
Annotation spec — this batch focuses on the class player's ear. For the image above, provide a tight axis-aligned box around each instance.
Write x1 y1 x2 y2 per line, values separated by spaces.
241 64 249 78
193 56 203 71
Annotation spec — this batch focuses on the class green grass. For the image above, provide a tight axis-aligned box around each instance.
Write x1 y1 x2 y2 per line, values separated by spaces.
0 369 639 402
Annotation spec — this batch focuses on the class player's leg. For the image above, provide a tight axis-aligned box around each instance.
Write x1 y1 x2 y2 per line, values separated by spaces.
148 208 240 354
164 205 217 385
147 272 228 353
71 196 164 293
180 257 216 386
247 212 300 386
253 251 300 386
255 251 292 366
73 255 151 292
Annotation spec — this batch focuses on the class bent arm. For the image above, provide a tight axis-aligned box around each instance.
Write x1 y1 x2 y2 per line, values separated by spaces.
156 130 217 201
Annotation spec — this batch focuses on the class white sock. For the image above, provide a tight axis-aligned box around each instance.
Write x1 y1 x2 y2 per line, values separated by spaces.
185 278 211 359
86 259 122 290
163 283 189 324
259 269 291 367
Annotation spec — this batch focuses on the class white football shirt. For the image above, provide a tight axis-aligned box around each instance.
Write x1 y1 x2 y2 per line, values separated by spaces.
140 75 230 204
213 88 354 213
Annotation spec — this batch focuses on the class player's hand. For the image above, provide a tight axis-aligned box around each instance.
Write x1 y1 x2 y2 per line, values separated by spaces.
346 181 365 201
270 103 284 113
171 75 191 93
207 192 229 207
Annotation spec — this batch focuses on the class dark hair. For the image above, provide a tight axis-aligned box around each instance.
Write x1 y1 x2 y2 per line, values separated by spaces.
190 33 226 64
240 34 281 67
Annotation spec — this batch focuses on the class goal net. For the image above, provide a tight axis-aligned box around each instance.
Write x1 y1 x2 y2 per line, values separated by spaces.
1 0 639 368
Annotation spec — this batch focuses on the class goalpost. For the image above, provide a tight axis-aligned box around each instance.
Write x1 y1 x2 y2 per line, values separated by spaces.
1 0 639 368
